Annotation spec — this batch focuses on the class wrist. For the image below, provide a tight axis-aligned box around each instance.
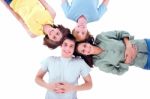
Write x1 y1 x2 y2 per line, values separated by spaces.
73 85 78 91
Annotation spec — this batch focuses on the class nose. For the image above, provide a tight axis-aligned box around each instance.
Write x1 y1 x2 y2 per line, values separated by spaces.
65 46 71 52
85 47 90 54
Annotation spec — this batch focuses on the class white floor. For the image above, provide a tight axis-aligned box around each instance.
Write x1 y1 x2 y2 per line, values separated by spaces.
0 0 150 99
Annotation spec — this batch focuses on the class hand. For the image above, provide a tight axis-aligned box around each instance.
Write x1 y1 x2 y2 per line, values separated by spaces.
124 44 137 64
56 82 75 93
46 83 65 93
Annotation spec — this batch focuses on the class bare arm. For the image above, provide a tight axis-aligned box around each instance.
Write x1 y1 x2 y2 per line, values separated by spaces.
35 69 49 89
1 0 37 37
58 74 92 93
35 69 59 91
74 74 92 91
123 37 137 64
102 0 109 6
39 0 56 19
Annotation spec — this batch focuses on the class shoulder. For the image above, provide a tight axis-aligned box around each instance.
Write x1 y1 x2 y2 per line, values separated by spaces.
44 56 60 62
71 57 90 67
71 57 85 62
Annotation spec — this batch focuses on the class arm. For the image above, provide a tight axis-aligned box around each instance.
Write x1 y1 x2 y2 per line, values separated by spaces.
95 59 129 75
102 0 109 6
74 74 92 91
1 0 37 37
58 74 92 93
61 0 70 17
97 30 134 40
39 0 56 19
35 69 58 91
99 63 129 75
97 0 109 18
123 38 137 64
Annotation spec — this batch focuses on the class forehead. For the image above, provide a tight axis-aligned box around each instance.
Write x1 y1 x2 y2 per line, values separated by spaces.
63 39 75 45
79 43 87 46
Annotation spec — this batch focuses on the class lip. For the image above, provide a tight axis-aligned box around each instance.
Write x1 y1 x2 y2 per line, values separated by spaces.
63 50 70 54
79 25 85 27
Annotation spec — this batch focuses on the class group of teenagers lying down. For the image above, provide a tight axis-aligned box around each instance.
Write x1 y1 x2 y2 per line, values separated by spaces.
2 0 150 99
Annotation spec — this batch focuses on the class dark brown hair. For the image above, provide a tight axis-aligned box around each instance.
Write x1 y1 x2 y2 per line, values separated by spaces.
43 24 70 49
74 36 95 68
62 33 76 46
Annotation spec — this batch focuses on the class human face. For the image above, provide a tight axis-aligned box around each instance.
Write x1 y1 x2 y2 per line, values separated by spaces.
61 39 75 58
74 24 88 41
74 16 88 41
77 43 93 55
43 25 63 42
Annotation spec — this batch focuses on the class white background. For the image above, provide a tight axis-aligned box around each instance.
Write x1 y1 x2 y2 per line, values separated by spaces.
0 0 150 99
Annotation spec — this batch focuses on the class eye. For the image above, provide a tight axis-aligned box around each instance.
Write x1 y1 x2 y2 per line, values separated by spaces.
82 32 85 35
53 36 56 39
64 43 67 46
70 44 74 48
76 31 79 34
82 50 85 53
56 32 59 35
83 44 86 48
49 30 53 34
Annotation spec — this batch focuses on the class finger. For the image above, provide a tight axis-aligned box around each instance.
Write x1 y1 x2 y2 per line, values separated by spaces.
55 89 64 94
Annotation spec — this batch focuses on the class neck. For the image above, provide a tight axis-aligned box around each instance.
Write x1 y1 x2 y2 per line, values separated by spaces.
61 54 72 59
77 15 87 25
92 46 103 55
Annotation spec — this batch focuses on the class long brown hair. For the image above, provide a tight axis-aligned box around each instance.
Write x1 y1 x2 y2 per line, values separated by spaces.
74 36 95 68
43 24 70 49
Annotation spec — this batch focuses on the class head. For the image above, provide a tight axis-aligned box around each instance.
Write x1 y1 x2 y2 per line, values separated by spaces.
72 29 91 42
75 36 95 56
76 42 94 56
43 24 70 49
72 16 90 42
61 34 76 58
74 37 95 67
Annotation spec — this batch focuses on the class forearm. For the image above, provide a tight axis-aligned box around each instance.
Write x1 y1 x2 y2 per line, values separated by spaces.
39 0 56 19
102 0 109 6
35 77 49 89
123 37 131 48
74 81 92 91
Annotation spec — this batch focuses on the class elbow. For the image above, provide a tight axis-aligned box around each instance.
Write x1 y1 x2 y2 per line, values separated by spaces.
35 76 38 84
88 84 92 90
52 12 56 19
53 12 56 19
87 81 93 90
89 81 93 89
35 75 41 84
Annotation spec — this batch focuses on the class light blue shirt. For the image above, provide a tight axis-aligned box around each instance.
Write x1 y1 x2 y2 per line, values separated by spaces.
41 56 91 99
61 0 107 23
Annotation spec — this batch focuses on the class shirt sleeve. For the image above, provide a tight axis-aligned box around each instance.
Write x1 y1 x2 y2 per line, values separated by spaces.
95 59 129 75
97 4 107 19
40 56 52 72
61 1 71 17
79 59 91 77
96 30 134 41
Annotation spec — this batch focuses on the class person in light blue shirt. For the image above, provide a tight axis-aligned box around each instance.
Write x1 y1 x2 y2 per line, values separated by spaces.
35 34 92 99
61 0 109 42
